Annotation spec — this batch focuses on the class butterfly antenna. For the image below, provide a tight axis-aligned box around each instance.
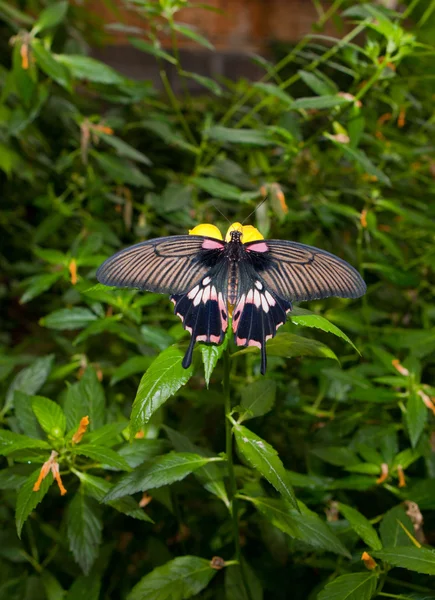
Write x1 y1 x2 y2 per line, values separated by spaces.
241 194 269 225
212 203 231 224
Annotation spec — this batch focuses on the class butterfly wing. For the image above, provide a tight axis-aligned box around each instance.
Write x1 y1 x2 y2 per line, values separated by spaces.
171 263 229 368
244 239 366 302
232 261 291 375
96 235 225 294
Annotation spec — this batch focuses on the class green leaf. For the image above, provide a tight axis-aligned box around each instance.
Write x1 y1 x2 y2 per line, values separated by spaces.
93 152 153 187
31 39 71 90
74 471 153 523
14 391 44 439
129 38 176 64
247 496 350 557
338 502 382 550
85 422 127 447
299 70 338 95
67 575 101 600
201 338 227 387
40 307 98 330
240 379 276 420
65 366 106 431
16 469 53 537
127 556 217 600
172 23 214 51
0 429 49 456
96 131 152 166
55 54 125 84
406 390 427 448
111 356 153 386
164 427 229 507
130 346 193 435
32 1 68 35
225 559 263 600
20 273 62 304
253 82 293 106
206 126 273 146
67 491 103 575
104 452 222 502
118 439 170 468
318 573 378 600
31 396 66 437
232 333 338 361
291 308 358 352
72 444 131 471
380 506 416 548
292 95 352 110
372 547 435 575
183 72 222 96
233 424 297 509
0 465 32 490
311 446 360 467
192 176 242 200
326 135 391 186
5 354 54 413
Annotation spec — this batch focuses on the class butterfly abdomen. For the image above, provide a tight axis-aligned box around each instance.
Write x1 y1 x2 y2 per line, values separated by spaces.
228 261 239 305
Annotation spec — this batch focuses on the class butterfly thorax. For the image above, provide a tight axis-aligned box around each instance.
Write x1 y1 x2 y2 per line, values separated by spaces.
226 230 244 305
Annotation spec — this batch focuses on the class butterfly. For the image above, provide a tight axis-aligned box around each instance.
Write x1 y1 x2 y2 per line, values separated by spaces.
96 222 366 375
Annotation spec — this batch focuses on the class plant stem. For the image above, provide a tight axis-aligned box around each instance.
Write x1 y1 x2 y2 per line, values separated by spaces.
223 347 252 600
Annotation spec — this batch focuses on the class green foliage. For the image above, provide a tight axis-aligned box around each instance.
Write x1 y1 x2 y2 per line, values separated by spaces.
1 0 435 598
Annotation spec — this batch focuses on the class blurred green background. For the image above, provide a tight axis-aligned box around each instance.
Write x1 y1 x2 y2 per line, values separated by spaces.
1 1 435 599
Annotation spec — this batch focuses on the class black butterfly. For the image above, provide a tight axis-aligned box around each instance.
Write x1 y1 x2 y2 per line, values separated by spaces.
96 227 366 374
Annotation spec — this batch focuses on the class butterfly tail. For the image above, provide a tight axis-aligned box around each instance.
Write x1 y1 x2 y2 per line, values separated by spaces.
182 335 196 369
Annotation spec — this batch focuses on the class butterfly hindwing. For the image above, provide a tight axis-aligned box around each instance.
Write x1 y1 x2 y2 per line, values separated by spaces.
232 263 291 375
172 269 229 369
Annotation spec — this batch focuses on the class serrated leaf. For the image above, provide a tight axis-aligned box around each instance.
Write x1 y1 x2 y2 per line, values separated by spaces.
85 422 127 447
164 427 229 506
338 502 382 550
96 131 152 166
5 354 54 413
0 429 49 456
74 471 153 522
127 556 216 600
225 559 263 600
192 176 242 200
327 135 391 186
130 346 193 435
104 452 222 502
64 366 105 431
247 496 350 557
66 575 101 600
233 424 297 509
201 336 228 387
240 379 276 420
291 308 358 352
72 444 130 471
16 469 53 537
406 390 427 448
318 573 378 600
372 547 435 575
299 69 338 95
67 491 103 575
40 307 98 330
232 333 338 361
14 391 44 438
31 396 66 437
0 465 32 490
380 506 416 548
31 39 71 90
253 82 293 105
110 356 152 386
118 439 170 468
184 72 222 96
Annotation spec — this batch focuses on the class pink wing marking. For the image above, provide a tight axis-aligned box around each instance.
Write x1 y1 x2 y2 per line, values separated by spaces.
246 242 269 253
202 239 225 250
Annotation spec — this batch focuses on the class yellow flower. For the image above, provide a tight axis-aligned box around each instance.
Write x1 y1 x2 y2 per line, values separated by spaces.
188 222 263 243
189 224 223 240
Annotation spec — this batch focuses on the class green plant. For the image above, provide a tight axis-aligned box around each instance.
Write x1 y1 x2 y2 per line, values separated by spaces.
1 1 435 599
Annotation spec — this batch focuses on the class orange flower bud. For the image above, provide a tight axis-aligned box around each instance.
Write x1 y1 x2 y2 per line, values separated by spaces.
392 359 409 376
20 43 29 70
69 259 77 285
418 390 435 416
72 416 90 444
376 463 389 485
360 209 368 228
397 465 406 488
361 551 377 570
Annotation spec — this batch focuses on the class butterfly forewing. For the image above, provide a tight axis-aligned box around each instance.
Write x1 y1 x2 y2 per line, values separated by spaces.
96 235 224 295
246 239 366 302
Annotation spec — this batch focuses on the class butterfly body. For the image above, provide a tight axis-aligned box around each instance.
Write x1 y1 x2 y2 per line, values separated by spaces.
97 224 366 374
